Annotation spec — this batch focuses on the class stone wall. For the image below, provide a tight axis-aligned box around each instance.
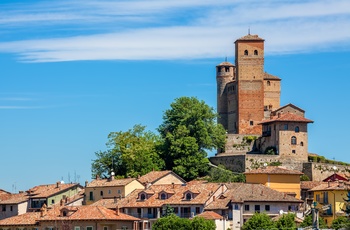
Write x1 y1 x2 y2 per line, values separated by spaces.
303 162 350 181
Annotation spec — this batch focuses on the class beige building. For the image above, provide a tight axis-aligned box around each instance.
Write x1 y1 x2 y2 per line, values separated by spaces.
84 177 144 205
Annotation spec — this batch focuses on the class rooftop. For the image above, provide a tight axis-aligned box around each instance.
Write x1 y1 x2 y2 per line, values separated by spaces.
26 182 80 198
87 177 136 188
245 166 303 175
259 112 313 125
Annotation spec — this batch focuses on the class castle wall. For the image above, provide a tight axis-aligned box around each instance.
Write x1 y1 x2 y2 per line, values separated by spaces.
303 162 350 181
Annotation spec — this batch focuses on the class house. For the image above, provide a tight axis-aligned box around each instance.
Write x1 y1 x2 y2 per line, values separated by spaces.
195 211 229 230
0 192 28 220
26 182 82 210
0 205 139 230
245 166 303 199
309 181 349 226
137 170 186 187
205 183 303 230
117 180 227 230
323 172 349 182
84 177 144 205
300 181 323 207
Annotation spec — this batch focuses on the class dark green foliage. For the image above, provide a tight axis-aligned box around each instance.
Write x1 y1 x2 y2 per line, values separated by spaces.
242 212 274 230
162 204 174 217
344 191 350 216
152 214 215 230
264 146 277 155
274 213 296 230
331 216 350 230
207 164 245 183
300 214 327 229
91 124 164 178
300 174 310 181
158 97 226 180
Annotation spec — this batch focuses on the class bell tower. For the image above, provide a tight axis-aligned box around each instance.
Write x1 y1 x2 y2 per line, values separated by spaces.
234 34 265 134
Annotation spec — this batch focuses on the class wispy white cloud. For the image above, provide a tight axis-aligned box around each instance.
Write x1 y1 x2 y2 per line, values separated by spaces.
0 0 349 62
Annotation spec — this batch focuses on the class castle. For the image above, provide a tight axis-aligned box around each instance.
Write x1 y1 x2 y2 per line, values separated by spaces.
210 34 338 180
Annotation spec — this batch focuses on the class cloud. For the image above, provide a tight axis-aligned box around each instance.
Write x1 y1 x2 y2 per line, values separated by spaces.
0 0 349 62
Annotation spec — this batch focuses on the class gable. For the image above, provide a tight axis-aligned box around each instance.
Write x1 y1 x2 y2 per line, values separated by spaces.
273 103 305 117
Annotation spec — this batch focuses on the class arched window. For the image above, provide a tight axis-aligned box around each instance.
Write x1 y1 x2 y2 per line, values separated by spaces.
100 191 103 196
140 194 146 201
160 193 167 200
267 81 271 86
295 126 300 133
186 193 192 200
300 142 304 146
254 50 258 55
244 50 248 55
291 136 297 145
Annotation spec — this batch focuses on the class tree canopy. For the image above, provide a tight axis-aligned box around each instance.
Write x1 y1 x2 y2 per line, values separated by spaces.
158 97 226 180
91 124 164 178
331 216 350 230
300 214 327 229
274 213 296 230
242 212 275 230
152 214 215 230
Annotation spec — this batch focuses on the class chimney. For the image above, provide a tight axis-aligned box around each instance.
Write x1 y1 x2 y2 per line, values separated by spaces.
116 205 120 215
60 199 64 206
40 204 47 217
172 182 175 189
56 181 60 188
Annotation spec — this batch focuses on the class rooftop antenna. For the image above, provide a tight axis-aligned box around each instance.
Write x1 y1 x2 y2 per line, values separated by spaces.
225 56 227 62
248 27 251 35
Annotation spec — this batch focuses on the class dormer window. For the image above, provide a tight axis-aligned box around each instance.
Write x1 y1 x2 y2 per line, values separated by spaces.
140 193 146 201
160 193 167 200
185 193 192 200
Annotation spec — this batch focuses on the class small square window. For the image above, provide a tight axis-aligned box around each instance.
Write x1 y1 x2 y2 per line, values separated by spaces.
108 190 111 194
195 207 200 214
265 205 270 211
118 190 121 194
250 121 254 126
292 150 296 154
74 227 80 230
244 205 249 211
284 124 288 130
234 204 239 210
255 205 260 213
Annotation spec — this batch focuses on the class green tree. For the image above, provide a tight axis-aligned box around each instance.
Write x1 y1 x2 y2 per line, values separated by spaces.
344 191 350 216
207 164 245 183
274 213 296 230
152 214 190 230
152 214 215 230
191 217 216 230
162 204 174 217
242 212 274 230
331 216 350 230
158 97 226 180
300 214 327 229
91 124 164 178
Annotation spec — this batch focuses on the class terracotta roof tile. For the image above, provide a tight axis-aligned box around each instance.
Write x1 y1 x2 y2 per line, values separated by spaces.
260 112 313 124
300 181 323 190
27 183 80 198
195 211 223 220
245 166 303 175
118 181 223 208
87 178 136 188
309 181 350 192
90 198 118 209
264 72 281 80
0 192 28 204
217 62 234 67
137 170 173 184
0 212 40 226
236 34 264 41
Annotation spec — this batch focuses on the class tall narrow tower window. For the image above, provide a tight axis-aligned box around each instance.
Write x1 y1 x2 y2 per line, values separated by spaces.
244 50 248 55
295 126 300 133
254 50 258 55
291 136 297 145
267 81 271 86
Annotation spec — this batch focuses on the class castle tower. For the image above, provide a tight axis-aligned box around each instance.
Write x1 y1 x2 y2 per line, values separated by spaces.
216 62 235 131
234 34 265 134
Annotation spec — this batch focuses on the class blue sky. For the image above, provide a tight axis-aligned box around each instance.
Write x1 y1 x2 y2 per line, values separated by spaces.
1 0 350 192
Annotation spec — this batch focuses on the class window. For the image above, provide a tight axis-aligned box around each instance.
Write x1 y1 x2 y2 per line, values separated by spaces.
74 227 80 230
89 191 94 201
244 205 249 211
100 191 103 196
103 227 108 230
62 210 67 216
316 194 320 202
160 193 167 200
234 204 239 210
140 194 146 201
254 50 258 55
174 207 179 213
225 67 230 72
218 67 222 72
195 207 200 214
1 205 6 212
250 121 254 126
121 227 128 230
267 81 271 86
148 208 152 214
118 189 121 194
324 192 329 204
108 190 111 194
244 50 248 55
292 150 296 154
51 199 55 204
265 205 270 211
86 227 93 230
255 205 260 213
284 124 288 130
295 126 300 133
300 142 304 146
185 193 192 200
291 136 297 145
10 206 13 212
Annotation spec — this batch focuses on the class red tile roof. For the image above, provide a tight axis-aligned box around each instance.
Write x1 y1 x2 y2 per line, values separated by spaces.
26 183 80 198
137 170 173 184
87 178 136 187
195 211 223 220
260 112 313 124
245 166 303 175
0 212 40 226
0 192 28 204
118 181 223 208
236 34 264 41
217 62 234 67
300 181 323 190
39 205 139 221
264 72 281 80
309 181 350 192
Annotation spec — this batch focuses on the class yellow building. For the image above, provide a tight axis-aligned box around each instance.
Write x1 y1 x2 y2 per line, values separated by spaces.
309 181 349 225
245 166 303 199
